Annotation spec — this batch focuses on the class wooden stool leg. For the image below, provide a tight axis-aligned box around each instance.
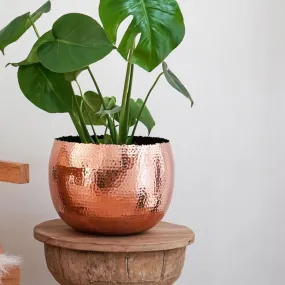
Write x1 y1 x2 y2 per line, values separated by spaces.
44 245 186 285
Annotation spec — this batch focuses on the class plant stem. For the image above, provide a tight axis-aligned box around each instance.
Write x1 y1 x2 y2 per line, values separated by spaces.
74 97 94 143
28 17 92 144
130 72 164 140
75 80 100 144
29 16 40 38
69 113 88 143
87 66 117 144
119 44 135 144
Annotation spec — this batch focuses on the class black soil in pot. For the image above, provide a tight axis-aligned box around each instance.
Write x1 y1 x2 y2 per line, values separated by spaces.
56 136 170 145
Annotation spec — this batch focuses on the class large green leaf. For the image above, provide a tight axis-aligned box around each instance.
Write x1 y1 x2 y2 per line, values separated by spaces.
162 62 194 107
18 63 73 113
9 31 54 67
130 99 155 135
0 1 51 55
99 0 185 72
38 13 115 73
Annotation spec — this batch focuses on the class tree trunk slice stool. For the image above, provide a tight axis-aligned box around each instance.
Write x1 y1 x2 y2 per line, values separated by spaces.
0 161 29 285
34 219 195 285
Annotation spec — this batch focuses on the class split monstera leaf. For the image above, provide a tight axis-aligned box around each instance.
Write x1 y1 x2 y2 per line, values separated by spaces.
1 0 193 145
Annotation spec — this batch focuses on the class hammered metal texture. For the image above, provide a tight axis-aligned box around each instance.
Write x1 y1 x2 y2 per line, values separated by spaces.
49 138 174 235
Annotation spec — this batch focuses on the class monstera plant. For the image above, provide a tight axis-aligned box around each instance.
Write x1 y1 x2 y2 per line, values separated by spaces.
1 0 193 145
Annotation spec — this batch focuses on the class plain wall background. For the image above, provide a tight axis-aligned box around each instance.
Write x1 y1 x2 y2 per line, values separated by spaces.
1 0 285 284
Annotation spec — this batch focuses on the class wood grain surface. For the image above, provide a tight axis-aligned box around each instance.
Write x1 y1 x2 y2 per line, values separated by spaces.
34 219 195 252
0 161 29 184
1 267 20 285
45 244 186 285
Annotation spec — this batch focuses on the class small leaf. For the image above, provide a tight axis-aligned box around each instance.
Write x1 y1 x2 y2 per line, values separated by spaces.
82 92 119 125
9 31 54 67
97 105 121 116
18 63 73 113
99 134 113 144
162 62 194 107
83 91 102 111
130 99 155 135
82 92 107 125
105 96 116 110
97 97 118 118
0 1 51 55
38 13 115 73
74 95 106 126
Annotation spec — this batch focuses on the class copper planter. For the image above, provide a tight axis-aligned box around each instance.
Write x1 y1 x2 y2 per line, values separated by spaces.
49 136 174 235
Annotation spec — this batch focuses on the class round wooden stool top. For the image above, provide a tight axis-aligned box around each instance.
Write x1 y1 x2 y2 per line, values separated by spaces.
34 219 195 252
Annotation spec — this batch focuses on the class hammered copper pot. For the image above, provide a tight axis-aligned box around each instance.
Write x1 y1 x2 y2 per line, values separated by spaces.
49 136 174 235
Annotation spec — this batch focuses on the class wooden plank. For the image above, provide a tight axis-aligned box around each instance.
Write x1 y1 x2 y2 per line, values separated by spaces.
1 267 20 285
34 219 195 253
0 161 29 184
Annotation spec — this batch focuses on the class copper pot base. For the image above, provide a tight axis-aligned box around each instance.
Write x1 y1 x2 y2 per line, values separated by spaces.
59 212 165 235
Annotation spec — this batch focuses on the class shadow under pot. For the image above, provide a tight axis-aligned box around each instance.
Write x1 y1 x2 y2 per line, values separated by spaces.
49 136 174 235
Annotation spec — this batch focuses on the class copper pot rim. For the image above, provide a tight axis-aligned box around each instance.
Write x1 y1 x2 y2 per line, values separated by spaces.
55 135 171 148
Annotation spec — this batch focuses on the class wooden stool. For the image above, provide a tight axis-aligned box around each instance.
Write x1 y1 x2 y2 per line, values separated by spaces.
0 160 29 285
34 219 195 285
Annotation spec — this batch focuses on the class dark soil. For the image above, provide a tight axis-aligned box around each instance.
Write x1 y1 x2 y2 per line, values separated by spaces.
56 136 169 145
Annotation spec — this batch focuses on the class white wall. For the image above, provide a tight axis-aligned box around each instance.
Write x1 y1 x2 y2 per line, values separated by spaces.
1 0 285 284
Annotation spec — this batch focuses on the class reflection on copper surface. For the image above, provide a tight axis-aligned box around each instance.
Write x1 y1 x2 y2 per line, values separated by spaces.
49 137 174 235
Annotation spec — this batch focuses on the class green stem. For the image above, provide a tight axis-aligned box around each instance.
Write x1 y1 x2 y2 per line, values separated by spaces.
73 90 94 144
69 113 88 143
130 72 164 140
29 16 40 38
75 80 100 144
28 16 92 144
119 45 135 145
87 67 117 144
